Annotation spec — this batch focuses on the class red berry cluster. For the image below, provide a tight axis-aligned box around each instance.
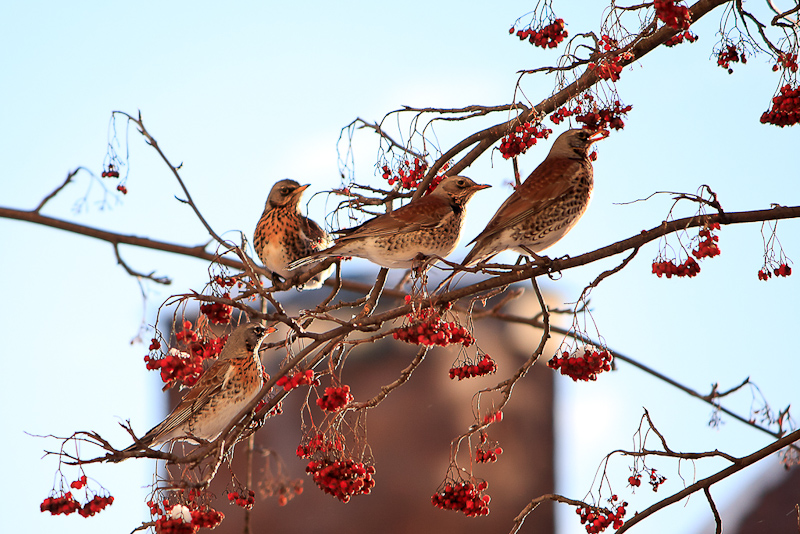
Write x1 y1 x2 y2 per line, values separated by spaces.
150 502 224 534
296 433 344 459
381 157 428 190
190 508 224 529
78 495 115 518
510 19 568 49
654 0 691 30
648 469 667 491
773 52 799 73
475 444 504 463
276 369 318 391
431 480 491 517
199 294 233 324
394 308 475 347
548 349 613 382
144 349 204 389
116 184 128 194
692 223 721 259
306 458 376 503
758 263 792 280
717 44 746 74
588 53 630 82
212 275 239 288
498 122 553 159
628 474 642 487
40 492 81 516
651 257 701 278
575 101 632 131
275 482 304 506
577 501 627 533
664 30 698 47
316 385 353 411
40 490 114 518
101 164 120 178
483 410 504 425
227 490 255 510
70 475 87 490
449 354 497 380
760 84 800 127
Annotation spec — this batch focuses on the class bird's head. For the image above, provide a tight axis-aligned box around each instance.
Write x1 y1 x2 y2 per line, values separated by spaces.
432 175 491 205
548 128 608 160
219 323 276 360
266 179 310 209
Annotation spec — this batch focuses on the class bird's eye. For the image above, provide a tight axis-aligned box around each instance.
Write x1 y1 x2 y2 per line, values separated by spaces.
281 188 290 195
254 325 265 336
457 179 465 187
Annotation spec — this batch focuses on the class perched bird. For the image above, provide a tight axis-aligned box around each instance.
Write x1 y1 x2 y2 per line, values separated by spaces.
288 175 490 270
462 128 606 266
254 179 334 290
124 323 274 452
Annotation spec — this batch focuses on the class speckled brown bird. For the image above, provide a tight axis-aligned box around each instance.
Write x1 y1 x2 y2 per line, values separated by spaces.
253 179 334 290
288 175 490 270
124 323 273 452
462 129 606 266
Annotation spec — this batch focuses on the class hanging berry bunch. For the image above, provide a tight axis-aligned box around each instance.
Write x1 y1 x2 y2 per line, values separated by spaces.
664 30 698 47
449 353 497 380
757 220 793 280
576 499 627 533
716 42 746 74
498 121 552 159
548 347 613 382
316 384 354 411
431 478 491 517
393 302 475 347
509 18 568 49
760 84 800 127
654 0 692 30
475 433 503 464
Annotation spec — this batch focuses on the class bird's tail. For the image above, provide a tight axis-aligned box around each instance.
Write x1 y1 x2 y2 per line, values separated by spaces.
287 252 327 271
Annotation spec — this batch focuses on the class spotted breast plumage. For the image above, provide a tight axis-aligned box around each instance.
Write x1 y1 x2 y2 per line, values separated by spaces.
462 128 606 266
124 323 273 452
288 175 490 270
254 179 334 290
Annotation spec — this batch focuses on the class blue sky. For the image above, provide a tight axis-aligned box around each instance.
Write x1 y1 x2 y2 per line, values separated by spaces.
1 1 798 533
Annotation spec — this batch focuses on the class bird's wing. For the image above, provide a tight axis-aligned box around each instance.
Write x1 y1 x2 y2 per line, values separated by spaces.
337 195 452 241
469 158 582 244
300 217 332 250
143 359 235 441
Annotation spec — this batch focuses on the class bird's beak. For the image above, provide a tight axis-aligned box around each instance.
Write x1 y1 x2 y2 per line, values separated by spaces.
472 183 491 191
589 129 610 143
263 326 277 336
294 184 310 195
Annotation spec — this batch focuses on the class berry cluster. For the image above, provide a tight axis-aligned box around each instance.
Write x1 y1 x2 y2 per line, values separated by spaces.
692 223 721 259
648 469 667 491
575 101 632 131
212 275 239 288
717 44 746 74
190 508 225 529
431 480 491 517
651 257 701 278
150 502 224 534
41 490 114 518
449 354 497 380
498 122 553 159
70 475 87 490
116 184 128 194
475 444 503 463
760 84 800 127
483 410 504 425
276 370 318 391
296 433 344 459
199 294 233 324
664 30 698 47
274 481 304 507
654 0 691 30
101 164 120 178
548 349 613 382
144 349 204 388
227 490 256 510
772 52 799 73
316 385 353 411
381 157 428 190
758 263 792 280
40 492 81 516
628 474 642 487
78 495 115 518
510 19 568 49
588 54 630 82
577 501 627 533
394 308 475 347
306 458 376 503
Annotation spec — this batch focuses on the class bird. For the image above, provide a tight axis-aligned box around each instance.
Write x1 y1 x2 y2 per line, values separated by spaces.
287 175 490 270
123 323 274 453
462 128 607 266
253 179 335 290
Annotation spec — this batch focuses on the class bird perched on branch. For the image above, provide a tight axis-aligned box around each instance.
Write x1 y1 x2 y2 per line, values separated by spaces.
288 175 490 270
462 128 607 266
254 179 334 290
123 323 274 453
